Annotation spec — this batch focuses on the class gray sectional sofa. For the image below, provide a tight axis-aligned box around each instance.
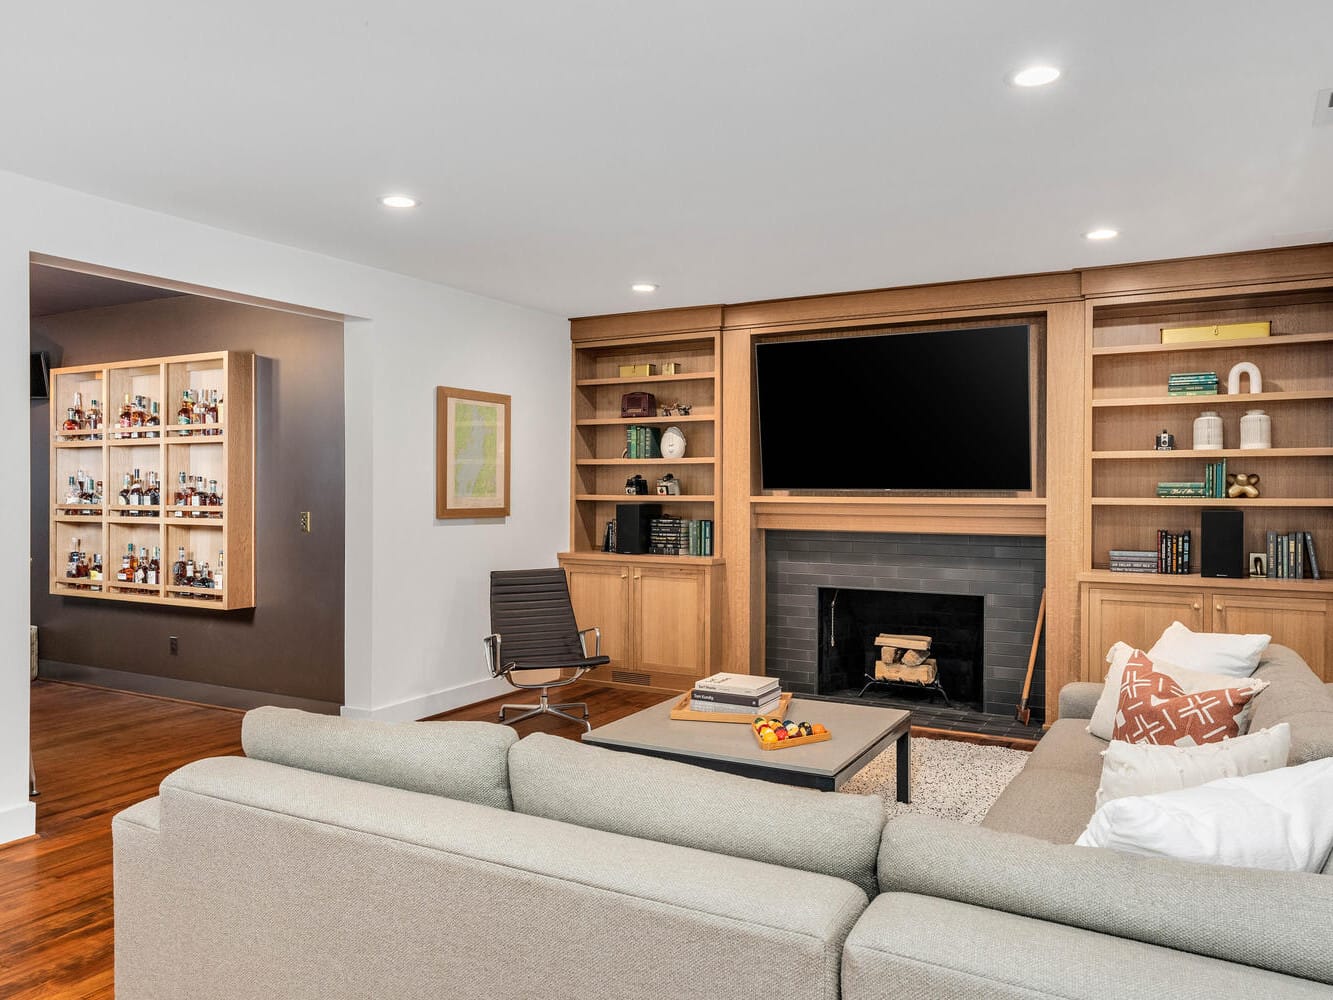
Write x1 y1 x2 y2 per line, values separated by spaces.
113 644 1333 999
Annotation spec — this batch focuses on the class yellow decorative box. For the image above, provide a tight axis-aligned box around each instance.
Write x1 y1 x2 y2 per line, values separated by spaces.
660 362 682 375
618 363 656 378
1160 321 1271 344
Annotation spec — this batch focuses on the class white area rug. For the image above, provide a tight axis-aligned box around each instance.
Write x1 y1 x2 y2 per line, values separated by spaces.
841 736 1029 824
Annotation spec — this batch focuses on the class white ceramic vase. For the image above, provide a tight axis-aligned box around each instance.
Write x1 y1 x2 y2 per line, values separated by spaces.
1193 411 1224 450
1239 409 1271 450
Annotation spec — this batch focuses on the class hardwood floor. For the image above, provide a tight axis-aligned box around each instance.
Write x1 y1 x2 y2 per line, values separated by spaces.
3 677 1031 998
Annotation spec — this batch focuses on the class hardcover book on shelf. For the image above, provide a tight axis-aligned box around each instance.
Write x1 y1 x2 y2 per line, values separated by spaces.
1305 531 1322 580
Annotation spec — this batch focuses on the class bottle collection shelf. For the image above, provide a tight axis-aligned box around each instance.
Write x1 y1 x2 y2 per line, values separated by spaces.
48 351 253 610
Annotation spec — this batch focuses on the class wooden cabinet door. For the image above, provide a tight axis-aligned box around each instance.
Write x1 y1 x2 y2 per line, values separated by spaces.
563 561 631 673
1083 587 1205 679
1211 594 1331 681
632 564 708 680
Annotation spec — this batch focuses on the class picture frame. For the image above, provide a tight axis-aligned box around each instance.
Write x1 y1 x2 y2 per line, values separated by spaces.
436 386 511 519
1249 552 1268 578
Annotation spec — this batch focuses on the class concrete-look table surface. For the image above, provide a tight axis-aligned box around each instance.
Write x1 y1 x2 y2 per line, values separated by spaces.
584 695 911 799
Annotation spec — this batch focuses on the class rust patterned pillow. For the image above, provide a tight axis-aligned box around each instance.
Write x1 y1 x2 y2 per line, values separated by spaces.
1114 653 1259 746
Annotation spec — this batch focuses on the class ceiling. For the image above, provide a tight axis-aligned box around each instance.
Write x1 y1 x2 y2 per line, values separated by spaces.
2 2 1332 318
29 265 183 318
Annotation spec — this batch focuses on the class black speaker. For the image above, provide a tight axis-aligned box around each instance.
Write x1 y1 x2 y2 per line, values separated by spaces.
1201 509 1245 578
615 503 661 555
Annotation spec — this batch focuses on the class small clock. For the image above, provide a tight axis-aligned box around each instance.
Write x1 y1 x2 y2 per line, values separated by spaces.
661 425 687 459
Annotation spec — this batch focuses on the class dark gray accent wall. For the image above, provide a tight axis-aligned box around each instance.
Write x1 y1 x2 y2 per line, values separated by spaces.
31 295 345 706
765 531 1045 718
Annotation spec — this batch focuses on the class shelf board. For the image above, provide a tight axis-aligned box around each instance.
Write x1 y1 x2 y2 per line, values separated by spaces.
1091 390 1332 409
164 431 225 443
750 494 1046 506
107 434 167 445
1079 569 1333 593
52 507 104 516
575 494 715 503
1091 331 1333 357
1092 497 1333 507
1092 447 1333 460
54 439 106 449
558 551 723 566
575 457 714 466
576 372 716 387
575 414 714 426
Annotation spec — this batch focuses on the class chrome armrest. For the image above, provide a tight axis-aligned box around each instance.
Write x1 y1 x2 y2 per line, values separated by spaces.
577 626 601 657
483 633 503 678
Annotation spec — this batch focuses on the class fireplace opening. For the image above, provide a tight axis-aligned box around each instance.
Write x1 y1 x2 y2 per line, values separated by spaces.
817 588 985 711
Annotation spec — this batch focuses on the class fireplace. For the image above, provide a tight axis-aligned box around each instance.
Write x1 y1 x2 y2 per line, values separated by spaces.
765 530 1045 721
818 588 984 709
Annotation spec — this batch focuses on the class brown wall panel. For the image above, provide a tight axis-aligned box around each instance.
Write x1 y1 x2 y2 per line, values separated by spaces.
31 296 345 705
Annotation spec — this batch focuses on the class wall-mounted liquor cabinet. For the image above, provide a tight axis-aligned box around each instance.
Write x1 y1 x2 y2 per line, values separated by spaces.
49 350 254 610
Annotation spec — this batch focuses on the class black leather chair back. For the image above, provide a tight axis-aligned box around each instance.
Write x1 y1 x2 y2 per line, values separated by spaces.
489 568 586 666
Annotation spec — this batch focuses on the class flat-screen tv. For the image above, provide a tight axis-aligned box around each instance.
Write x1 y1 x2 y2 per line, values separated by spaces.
755 325 1032 491
30 351 51 399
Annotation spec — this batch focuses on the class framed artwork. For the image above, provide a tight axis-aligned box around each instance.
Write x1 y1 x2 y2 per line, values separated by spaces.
436 386 511 519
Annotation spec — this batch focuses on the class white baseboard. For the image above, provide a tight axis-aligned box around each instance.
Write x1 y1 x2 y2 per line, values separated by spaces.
340 675 510 722
0 800 36 845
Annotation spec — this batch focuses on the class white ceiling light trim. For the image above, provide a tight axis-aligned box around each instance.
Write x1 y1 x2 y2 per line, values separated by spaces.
1084 228 1120 241
1011 65 1061 87
380 194 419 209
630 282 659 293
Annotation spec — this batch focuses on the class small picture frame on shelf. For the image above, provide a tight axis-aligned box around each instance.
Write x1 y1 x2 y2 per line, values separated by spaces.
435 386 511 519
1249 552 1268 578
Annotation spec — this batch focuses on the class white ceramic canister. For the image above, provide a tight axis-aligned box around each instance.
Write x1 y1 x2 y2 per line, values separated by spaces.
1239 409 1271 450
1193 410 1224 450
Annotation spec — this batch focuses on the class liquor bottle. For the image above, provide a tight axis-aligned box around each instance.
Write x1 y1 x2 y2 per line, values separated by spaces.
131 395 146 427
206 390 220 433
94 480 104 505
63 475 81 506
147 547 161 586
184 554 196 584
127 543 139 580
213 390 224 431
196 561 210 588
66 539 81 578
174 471 191 515
117 547 131 582
209 478 222 514
135 547 149 584
61 407 81 433
129 469 144 509
72 391 85 428
148 472 161 509
119 473 132 507
119 394 134 436
213 550 224 592
90 553 103 583
76 551 90 579
147 401 161 435
177 389 193 431
172 546 187 585
191 476 206 518
87 398 102 433
192 391 207 427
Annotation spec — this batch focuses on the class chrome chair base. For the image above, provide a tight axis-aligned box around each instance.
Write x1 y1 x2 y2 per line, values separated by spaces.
499 689 591 733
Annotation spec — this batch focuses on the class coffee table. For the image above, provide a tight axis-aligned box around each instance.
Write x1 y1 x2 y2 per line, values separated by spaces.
584 696 912 800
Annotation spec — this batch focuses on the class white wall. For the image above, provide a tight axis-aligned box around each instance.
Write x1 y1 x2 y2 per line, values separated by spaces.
1 169 571 843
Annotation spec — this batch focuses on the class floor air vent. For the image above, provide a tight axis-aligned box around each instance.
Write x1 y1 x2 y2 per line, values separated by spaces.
611 670 651 686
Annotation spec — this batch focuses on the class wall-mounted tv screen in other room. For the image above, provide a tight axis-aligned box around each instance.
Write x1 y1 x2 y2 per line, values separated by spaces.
755 325 1032 491
30 351 51 399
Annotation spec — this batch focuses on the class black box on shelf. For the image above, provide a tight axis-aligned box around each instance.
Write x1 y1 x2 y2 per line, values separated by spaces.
615 503 661 555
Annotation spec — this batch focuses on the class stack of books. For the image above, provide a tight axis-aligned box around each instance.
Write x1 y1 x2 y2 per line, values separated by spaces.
1157 481 1207 498
1203 460 1228 498
1157 529 1192 573
1266 530 1322 579
1167 372 1219 396
689 672 782 715
649 516 714 556
625 425 662 458
1109 549 1158 573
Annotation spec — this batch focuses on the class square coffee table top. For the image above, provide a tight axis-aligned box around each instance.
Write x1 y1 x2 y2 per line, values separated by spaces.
584 695 910 786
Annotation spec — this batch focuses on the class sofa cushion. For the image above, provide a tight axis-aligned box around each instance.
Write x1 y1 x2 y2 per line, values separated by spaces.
1147 619 1269 677
1023 718 1111 776
1248 644 1333 764
1095 724 1290 807
980 765 1100 843
241 706 517 811
507 732 884 897
878 814 1333 986
1112 657 1259 746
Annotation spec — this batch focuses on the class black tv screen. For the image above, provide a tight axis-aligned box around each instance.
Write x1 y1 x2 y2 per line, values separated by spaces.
755 325 1032 491
30 351 50 399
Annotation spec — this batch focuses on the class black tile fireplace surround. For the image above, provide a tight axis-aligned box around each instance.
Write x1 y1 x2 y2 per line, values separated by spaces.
765 531 1046 722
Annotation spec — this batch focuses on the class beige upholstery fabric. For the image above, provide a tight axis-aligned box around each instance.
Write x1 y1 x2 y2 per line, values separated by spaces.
241 705 517 810
114 756 866 1000
876 815 1333 984
842 892 1331 1000
1020 718 1108 775
980 766 1100 843
508 732 884 897
1247 644 1333 765
1058 681 1103 720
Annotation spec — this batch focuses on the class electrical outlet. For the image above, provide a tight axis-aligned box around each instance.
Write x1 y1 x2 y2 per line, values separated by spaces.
169 635 178 655
299 511 311 533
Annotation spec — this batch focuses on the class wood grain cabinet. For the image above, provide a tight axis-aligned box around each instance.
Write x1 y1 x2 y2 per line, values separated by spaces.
560 553 723 689
48 351 254 610
1082 583 1331 681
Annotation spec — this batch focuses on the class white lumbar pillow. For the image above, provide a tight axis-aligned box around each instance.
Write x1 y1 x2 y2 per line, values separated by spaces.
1095 723 1291 808
1147 620 1270 678
1086 642 1268 741
1077 756 1333 872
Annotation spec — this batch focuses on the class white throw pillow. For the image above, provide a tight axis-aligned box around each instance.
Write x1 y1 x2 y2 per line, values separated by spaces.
1147 620 1270 678
1087 643 1268 741
1077 757 1333 872
1095 724 1291 808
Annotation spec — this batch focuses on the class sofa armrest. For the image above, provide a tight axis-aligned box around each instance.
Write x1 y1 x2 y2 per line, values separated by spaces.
1058 682 1103 720
844 893 1330 1000
876 815 1333 985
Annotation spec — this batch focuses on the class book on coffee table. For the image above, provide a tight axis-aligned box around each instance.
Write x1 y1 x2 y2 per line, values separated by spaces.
693 672 780 698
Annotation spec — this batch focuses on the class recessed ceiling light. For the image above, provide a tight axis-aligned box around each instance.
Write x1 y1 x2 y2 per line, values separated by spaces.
379 194 418 209
631 283 659 293
1084 228 1119 241
1011 65 1061 88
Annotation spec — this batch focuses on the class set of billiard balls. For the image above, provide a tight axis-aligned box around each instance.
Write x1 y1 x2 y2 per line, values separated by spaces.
752 717 827 744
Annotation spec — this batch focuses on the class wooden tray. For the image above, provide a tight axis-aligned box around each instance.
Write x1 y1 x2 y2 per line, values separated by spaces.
669 691 793 724
752 727 832 751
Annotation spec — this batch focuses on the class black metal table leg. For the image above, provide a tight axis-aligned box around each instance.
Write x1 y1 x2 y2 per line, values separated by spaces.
895 729 911 803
